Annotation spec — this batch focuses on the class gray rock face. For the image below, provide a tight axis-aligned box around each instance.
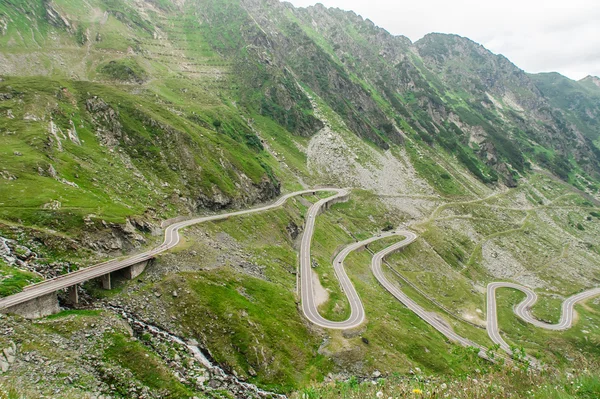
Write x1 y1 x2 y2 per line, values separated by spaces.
0 170 17 180
45 2 72 31
286 221 301 240
85 97 124 147
0 341 17 374
194 175 280 212
4 345 16 364
0 237 11 261
0 356 8 373
0 16 7 36
0 236 37 268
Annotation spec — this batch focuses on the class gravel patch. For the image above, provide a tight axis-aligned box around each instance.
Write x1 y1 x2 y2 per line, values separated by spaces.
307 128 433 196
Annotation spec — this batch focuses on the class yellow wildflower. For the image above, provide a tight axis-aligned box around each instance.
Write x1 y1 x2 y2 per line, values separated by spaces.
412 388 423 395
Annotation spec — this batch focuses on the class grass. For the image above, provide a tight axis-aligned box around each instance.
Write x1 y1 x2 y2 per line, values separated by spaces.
0 262 42 297
492 288 600 366
2 175 598 397
158 268 333 392
383 238 485 321
358 174 600 369
0 308 212 398
0 74 287 235
333 245 486 375
289 365 600 398
405 141 468 197
121 195 336 392
0 220 100 270
96 178 600 394
106 190 489 393
0 1 600 398
45 309 102 319
125 189 515 389
98 58 148 83
528 294 570 324
308 191 406 320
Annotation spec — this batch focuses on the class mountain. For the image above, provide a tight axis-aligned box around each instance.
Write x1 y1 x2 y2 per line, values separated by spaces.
1 1 600 398
580 75 600 90
531 72 600 146
1 0 599 194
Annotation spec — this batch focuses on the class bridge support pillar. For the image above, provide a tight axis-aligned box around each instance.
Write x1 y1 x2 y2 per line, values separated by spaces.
1 292 60 319
101 274 111 290
67 285 79 305
124 260 149 280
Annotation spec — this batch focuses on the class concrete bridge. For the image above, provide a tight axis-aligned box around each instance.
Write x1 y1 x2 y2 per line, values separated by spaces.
0 258 151 319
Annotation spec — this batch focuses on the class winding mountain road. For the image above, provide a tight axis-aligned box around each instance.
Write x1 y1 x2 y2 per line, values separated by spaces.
486 282 600 354
299 194 486 354
370 233 483 350
301 191 600 363
3 188 599 363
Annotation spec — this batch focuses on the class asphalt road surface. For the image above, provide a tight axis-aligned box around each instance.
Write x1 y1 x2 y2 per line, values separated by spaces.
301 196 599 364
298 195 484 354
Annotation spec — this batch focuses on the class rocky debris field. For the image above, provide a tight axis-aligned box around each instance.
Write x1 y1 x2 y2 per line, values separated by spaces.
0 307 283 399
307 128 433 196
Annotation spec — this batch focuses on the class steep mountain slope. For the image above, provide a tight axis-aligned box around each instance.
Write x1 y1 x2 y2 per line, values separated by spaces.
1 0 600 398
531 72 600 146
2 0 599 192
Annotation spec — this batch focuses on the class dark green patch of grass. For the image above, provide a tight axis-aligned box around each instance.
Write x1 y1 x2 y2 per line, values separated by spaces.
0 75 285 236
98 58 148 83
405 142 467 196
160 268 332 392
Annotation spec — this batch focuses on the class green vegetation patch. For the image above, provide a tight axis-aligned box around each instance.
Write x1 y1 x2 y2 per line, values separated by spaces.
98 58 148 83
291 366 600 399
45 309 103 320
0 75 284 235
160 268 332 392
405 142 468 196
0 261 42 297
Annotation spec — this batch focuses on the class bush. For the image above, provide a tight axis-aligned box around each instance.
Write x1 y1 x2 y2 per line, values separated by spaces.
98 59 147 83
552 155 573 180
245 134 264 152
75 25 87 45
